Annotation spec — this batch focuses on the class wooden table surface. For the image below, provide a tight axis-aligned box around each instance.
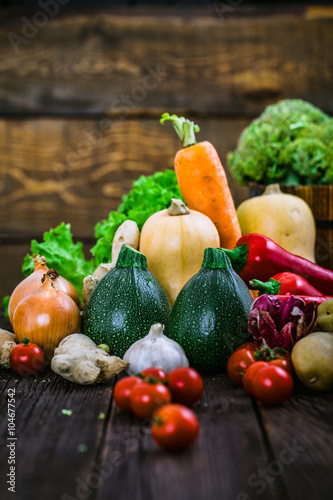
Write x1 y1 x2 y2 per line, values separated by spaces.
1 312 332 500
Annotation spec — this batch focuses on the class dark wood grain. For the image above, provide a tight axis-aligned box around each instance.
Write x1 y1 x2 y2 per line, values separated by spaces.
0 366 116 500
257 385 333 500
1 364 332 500
96 374 287 500
0 116 251 240
0 243 32 298
0 6 332 116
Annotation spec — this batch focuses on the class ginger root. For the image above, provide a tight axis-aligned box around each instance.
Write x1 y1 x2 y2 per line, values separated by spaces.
51 333 128 384
0 329 17 368
82 220 140 307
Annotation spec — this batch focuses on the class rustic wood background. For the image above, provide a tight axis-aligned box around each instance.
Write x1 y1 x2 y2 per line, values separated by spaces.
0 2 332 297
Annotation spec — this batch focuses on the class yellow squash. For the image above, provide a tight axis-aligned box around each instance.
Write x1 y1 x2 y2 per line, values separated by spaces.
139 198 220 306
236 184 316 262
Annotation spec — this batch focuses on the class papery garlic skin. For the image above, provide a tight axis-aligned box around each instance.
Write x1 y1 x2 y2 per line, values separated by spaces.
123 323 189 375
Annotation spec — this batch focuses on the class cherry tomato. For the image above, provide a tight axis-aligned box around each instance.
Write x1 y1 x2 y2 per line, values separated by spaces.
244 364 294 405
242 361 267 395
151 404 200 452
269 356 294 376
113 376 143 412
141 367 168 382
227 347 257 385
130 380 171 419
167 367 204 407
9 337 45 376
237 342 258 354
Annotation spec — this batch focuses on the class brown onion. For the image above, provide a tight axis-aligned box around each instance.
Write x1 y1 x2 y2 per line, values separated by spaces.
13 269 81 359
57 275 81 308
8 255 48 326
8 255 80 326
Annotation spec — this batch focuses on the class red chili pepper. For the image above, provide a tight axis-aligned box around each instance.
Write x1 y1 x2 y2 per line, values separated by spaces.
249 272 326 296
222 233 333 295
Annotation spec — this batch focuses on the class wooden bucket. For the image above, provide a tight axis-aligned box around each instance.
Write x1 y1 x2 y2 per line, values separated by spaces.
249 185 333 271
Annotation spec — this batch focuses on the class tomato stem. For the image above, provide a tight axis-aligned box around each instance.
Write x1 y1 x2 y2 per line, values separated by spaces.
153 416 164 426
22 336 30 346
254 339 287 361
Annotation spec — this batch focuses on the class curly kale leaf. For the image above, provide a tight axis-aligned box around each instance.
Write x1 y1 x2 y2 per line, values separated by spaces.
227 99 332 185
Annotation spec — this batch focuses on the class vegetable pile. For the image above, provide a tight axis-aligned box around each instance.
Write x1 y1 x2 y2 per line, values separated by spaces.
227 98 333 186
2 109 333 452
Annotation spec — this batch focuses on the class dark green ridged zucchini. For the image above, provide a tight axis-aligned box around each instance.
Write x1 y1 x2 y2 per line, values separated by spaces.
82 244 171 357
168 247 253 373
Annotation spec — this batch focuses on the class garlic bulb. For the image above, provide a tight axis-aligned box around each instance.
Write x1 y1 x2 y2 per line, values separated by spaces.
123 323 189 375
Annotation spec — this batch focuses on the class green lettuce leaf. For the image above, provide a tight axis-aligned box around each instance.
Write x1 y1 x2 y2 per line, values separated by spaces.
90 169 183 265
1 295 10 320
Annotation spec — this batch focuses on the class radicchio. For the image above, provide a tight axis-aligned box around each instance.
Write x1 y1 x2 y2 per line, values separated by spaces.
248 294 318 351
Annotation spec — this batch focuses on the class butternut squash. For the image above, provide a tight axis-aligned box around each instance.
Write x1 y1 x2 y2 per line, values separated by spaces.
139 199 220 305
236 184 316 262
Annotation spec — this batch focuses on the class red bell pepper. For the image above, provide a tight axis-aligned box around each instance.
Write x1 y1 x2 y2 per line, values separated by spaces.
249 272 326 296
222 233 333 295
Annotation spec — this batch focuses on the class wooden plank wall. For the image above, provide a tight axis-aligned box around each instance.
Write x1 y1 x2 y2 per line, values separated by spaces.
0 4 332 297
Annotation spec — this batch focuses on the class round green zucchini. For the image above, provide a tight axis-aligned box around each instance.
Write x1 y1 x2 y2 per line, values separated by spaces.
82 244 171 357
168 247 253 373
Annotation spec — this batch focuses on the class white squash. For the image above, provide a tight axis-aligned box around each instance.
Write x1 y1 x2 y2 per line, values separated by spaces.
236 184 316 262
139 198 220 305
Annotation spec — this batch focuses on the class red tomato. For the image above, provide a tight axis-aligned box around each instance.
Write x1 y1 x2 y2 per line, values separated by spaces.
242 361 267 395
237 342 258 354
269 356 294 376
151 404 200 452
167 367 204 407
9 337 45 376
227 348 257 385
244 364 294 405
113 376 143 412
130 380 171 419
141 367 168 382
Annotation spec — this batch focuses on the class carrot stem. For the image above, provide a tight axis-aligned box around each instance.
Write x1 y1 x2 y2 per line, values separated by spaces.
160 113 200 148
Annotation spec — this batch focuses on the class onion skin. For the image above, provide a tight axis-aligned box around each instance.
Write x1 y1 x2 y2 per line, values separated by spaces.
8 256 80 326
8 257 48 326
57 276 81 308
12 270 81 359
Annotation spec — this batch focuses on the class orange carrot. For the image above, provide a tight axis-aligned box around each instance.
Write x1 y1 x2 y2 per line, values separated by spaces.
160 113 241 249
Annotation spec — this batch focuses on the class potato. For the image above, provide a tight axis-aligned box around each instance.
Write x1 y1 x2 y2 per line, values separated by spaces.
314 298 333 333
291 332 333 391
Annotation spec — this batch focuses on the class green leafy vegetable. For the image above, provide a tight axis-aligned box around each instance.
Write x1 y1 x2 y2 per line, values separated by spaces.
22 223 95 300
90 169 183 265
1 296 10 320
227 99 333 186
